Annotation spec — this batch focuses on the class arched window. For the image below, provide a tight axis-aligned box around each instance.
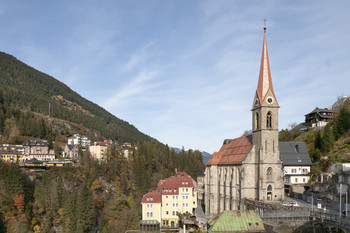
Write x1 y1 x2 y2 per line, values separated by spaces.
256 112 260 130
267 167 272 181
267 184 272 191
266 111 272 128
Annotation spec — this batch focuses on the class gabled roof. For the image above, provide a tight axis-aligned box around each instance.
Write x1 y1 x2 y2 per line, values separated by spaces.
208 210 265 233
157 171 195 194
206 135 252 166
279 142 312 166
256 28 278 106
141 190 161 204
305 107 334 116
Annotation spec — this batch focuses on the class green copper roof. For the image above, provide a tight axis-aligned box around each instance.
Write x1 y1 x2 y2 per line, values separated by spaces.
208 210 265 233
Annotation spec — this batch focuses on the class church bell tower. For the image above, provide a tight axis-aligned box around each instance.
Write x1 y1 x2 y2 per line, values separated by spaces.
251 24 284 202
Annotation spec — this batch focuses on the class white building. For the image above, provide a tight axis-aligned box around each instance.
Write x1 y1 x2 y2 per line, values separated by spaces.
89 141 109 161
67 134 90 150
279 142 312 192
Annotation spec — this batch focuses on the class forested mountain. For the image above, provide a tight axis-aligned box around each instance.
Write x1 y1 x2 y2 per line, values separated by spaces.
0 51 150 143
0 51 206 233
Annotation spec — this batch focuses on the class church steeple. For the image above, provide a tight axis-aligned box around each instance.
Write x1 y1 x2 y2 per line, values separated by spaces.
254 25 278 107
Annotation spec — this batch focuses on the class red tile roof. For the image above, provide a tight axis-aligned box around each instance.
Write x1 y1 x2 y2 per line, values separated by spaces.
142 172 196 201
141 190 161 203
158 172 195 194
206 135 253 166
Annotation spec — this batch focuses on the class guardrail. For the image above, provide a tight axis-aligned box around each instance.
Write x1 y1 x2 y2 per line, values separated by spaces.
260 210 311 219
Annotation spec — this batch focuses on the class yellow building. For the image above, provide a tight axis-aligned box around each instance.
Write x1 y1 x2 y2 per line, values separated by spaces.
141 190 162 223
89 141 109 161
141 171 197 230
0 144 24 163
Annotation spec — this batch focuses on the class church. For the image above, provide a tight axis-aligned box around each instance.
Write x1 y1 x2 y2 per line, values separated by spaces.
204 25 284 215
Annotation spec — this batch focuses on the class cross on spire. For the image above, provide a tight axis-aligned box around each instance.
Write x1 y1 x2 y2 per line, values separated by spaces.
263 18 267 31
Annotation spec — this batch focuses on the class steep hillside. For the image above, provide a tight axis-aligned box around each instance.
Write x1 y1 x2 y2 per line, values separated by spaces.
329 96 350 111
0 52 151 143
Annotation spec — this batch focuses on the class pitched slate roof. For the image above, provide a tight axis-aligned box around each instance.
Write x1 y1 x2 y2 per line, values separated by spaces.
279 142 312 166
208 210 265 233
206 135 253 166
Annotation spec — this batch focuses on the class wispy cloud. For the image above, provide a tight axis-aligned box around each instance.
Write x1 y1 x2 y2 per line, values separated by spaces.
1 1 349 153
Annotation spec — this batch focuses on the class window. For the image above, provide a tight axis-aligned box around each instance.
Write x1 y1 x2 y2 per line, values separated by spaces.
303 178 306 183
146 212 153 217
266 112 273 127
174 188 177 192
166 211 169 215
193 201 195 205
291 169 297 173
166 203 168 206
172 211 176 216
295 178 298 183
267 167 272 181
256 112 260 130
166 196 168 199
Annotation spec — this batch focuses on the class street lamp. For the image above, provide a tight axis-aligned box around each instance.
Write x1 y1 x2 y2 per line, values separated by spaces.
340 184 342 222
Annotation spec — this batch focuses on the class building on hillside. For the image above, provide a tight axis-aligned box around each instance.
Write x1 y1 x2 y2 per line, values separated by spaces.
207 210 265 233
196 170 205 209
122 143 133 160
67 134 90 150
304 107 334 128
23 140 55 161
204 26 284 215
89 140 109 161
279 142 312 194
63 144 80 158
0 144 24 163
141 172 197 230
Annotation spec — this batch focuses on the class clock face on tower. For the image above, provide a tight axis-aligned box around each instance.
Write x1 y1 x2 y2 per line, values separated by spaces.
266 96 273 104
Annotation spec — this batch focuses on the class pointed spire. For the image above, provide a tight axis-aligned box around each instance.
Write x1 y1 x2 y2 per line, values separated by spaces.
256 24 278 105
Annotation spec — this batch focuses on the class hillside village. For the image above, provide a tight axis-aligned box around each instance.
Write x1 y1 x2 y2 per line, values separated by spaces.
1 24 350 232
0 134 134 169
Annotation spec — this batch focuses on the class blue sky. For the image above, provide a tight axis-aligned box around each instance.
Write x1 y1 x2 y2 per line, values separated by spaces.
0 1 349 153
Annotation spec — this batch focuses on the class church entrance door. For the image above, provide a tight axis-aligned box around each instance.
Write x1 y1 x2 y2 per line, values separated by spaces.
267 185 273 200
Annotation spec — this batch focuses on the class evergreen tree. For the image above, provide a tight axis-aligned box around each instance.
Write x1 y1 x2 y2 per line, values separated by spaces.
314 131 322 150
334 107 350 140
321 124 335 152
